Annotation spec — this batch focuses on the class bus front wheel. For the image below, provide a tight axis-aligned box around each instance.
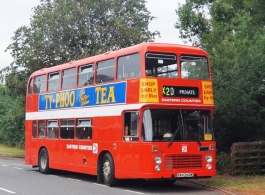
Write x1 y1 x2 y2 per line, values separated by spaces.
102 153 117 186
38 148 50 174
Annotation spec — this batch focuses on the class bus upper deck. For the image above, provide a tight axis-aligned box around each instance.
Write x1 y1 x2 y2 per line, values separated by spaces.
27 42 213 111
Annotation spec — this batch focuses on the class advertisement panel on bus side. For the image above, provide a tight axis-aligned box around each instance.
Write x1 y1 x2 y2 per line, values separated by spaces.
38 82 127 110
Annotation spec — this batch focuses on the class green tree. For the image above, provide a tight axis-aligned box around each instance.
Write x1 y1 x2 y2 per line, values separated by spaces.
0 85 25 148
7 0 159 71
176 0 265 151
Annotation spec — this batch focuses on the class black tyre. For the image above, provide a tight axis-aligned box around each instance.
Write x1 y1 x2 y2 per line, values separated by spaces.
102 153 117 186
38 148 50 174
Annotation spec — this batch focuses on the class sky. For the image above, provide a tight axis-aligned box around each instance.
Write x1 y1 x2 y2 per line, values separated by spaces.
0 0 186 70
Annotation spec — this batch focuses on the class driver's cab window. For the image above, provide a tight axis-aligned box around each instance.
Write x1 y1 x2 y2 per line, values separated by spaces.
124 111 139 141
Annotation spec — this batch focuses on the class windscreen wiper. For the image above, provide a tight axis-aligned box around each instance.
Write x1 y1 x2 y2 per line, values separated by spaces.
196 139 202 146
168 125 181 147
189 129 202 146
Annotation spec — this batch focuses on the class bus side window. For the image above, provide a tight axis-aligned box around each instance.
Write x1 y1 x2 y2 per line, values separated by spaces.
38 120 45 138
124 112 139 141
78 64 94 86
46 120 58 139
60 119 74 139
62 68 76 89
34 75 47 93
96 59 114 84
48 72 60 92
32 120 37 138
117 53 141 80
130 72 135 78
28 78 33 94
124 73 129 79
76 119 92 140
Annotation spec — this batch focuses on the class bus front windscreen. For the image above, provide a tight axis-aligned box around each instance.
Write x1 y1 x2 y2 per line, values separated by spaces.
142 109 213 143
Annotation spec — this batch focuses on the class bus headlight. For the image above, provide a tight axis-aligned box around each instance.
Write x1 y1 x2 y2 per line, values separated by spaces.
154 156 162 164
205 155 212 163
206 164 212 170
155 165 161 172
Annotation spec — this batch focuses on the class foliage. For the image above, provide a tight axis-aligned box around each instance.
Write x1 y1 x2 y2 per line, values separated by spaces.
0 85 25 148
216 152 231 174
1 0 159 147
176 0 265 151
7 0 159 71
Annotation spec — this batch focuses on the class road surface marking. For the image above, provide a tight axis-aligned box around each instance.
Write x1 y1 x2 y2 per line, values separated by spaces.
93 183 108 187
67 178 81 182
14 167 22 170
0 187 16 194
124 190 144 194
2 165 7 166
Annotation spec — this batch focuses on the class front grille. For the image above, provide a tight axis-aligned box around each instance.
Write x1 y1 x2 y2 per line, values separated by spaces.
164 154 203 170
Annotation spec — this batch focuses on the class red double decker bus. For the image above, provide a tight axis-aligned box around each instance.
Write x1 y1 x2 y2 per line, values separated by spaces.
25 42 215 186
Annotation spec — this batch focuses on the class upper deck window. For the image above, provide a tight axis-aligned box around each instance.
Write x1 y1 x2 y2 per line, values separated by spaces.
181 56 209 80
117 53 141 80
34 74 46 93
145 53 178 78
96 59 114 84
28 78 33 94
78 64 94 86
62 68 76 89
48 72 60 92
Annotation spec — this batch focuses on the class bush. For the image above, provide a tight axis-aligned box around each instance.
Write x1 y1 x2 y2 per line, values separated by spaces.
216 152 232 174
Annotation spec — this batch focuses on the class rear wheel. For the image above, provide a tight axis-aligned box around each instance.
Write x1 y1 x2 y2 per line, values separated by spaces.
102 153 117 186
38 148 50 174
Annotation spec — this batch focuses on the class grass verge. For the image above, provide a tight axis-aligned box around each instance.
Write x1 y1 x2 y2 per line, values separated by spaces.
0 144 24 158
194 175 265 195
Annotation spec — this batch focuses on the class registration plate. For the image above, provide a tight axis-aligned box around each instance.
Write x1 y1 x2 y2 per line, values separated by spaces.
177 173 193 177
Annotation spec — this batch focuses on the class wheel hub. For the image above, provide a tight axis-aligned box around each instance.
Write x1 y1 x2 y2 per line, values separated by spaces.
40 153 47 169
103 161 110 179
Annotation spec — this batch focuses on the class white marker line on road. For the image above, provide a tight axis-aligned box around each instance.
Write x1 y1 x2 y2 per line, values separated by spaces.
124 190 144 194
67 178 81 182
14 167 22 170
2 165 7 166
93 183 108 187
0 187 16 194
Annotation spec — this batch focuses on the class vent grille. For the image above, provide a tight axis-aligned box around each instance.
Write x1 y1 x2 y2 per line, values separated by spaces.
164 154 203 170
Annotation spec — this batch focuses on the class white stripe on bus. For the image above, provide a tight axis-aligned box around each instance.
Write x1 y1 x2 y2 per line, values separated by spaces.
25 103 146 120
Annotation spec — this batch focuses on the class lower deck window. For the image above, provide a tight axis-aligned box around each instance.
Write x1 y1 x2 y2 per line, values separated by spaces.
33 119 94 140
46 120 58 139
76 119 92 140
60 119 74 139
